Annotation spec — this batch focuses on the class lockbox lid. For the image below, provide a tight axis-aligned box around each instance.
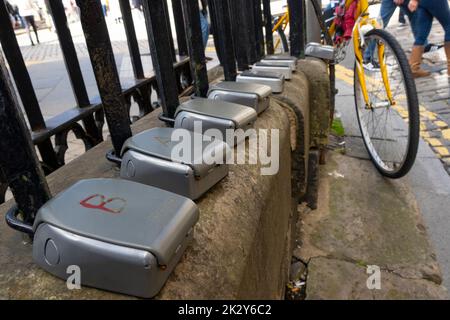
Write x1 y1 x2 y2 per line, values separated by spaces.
121 128 229 178
33 179 199 266
240 70 285 80
175 98 257 127
263 54 298 62
254 61 292 69
208 81 272 98
305 42 335 60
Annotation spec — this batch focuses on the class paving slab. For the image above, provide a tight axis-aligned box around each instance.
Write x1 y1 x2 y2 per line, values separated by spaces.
307 257 448 300
298 151 448 299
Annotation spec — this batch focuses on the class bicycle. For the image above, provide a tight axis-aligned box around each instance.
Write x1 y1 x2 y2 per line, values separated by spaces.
276 0 419 178
272 7 290 53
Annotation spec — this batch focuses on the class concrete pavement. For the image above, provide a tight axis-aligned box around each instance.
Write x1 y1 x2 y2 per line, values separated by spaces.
290 67 450 298
299 6 450 298
287 4 450 299
293 64 450 299
298 151 448 299
338 7 450 291
334 75 450 294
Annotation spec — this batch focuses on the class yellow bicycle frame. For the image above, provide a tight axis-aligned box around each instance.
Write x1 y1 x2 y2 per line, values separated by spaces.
329 0 395 108
272 10 289 51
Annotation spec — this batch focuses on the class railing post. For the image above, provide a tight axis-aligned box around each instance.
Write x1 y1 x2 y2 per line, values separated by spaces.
181 0 209 97
208 0 223 64
288 0 306 58
306 0 322 43
118 0 145 79
0 52 51 224
143 0 180 118
229 0 250 70
47 0 90 106
162 0 177 62
245 0 258 64
0 1 59 171
172 0 189 57
119 0 153 116
209 0 237 81
46 0 103 145
262 0 274 55
76 0 132 155
253 0 265 59
0 172 8 204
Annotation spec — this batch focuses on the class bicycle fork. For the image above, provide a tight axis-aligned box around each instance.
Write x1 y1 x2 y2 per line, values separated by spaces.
273 11 289 51
353 21 395 109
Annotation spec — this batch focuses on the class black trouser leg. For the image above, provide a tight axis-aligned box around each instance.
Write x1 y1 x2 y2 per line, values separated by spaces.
26 16 39 43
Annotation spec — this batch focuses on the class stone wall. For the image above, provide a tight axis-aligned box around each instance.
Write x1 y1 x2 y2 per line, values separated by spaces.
0 59 331 299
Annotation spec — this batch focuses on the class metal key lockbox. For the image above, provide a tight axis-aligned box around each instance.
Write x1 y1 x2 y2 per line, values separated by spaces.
305 42 336 60
261 55 298 69
236 70 285 93
32 178 199 298
174 98 257 146
252 62 293 79
207 81 271 114
120 127 230 200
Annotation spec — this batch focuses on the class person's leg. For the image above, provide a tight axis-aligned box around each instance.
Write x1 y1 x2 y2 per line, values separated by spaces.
420 0 450 42
364 0 397 63
199 12 209 50
19 15 25 28
421 0 450 74
379 0 397 28
409 7 433 77
398 7 406 24
402 0 431 50
402 2 418 37
23 16 34 46
29 16 39 44
404 6 436 52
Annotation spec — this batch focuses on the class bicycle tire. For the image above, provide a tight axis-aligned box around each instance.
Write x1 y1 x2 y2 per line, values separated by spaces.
354 28 419 179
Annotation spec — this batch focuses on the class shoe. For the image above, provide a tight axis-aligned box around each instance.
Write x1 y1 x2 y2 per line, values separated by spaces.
409 46 431 78
424 43 443 54
363 60 380 71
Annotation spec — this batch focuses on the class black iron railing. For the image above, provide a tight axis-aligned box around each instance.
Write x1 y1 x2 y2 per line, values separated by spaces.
0 0 193 204
0 0 310 222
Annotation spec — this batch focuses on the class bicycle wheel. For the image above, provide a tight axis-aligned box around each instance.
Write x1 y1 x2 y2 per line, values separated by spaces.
354 29 419 178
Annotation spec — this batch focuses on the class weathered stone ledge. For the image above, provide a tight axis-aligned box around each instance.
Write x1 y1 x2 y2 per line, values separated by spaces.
0 59 328 299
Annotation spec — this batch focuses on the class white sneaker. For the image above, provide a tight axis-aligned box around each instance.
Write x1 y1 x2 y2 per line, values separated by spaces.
363 61 380 71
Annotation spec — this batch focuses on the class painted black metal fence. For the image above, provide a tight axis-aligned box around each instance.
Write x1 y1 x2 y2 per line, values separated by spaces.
0 0 308 220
